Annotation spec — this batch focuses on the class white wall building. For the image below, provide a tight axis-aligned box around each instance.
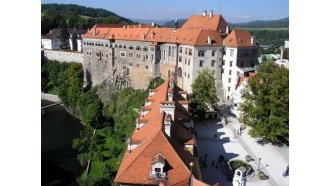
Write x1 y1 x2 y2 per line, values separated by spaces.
222 30 259 100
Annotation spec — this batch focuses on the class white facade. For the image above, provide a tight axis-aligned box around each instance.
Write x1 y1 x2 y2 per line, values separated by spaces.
230 78 248 118
41 38 60 50
222 47 243 100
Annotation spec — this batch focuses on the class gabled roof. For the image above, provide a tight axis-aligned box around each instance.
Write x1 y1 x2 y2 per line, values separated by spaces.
224 29 255 47
181 14 228 34
114 78 203 185
42 28 87 39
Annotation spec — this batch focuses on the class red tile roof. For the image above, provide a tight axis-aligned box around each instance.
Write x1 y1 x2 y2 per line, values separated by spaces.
181 14 228 34
114 78 204 185
224 29 256 47
83 14 227 46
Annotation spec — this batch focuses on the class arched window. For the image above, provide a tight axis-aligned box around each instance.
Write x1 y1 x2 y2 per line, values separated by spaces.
168 46 171 56
178 67 182 77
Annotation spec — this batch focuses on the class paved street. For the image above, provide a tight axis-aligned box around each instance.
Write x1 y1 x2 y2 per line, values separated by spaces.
194 102 289 186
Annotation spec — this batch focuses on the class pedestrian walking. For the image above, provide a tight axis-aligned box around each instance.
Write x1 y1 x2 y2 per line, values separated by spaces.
285 165 289 175
239 125 243 135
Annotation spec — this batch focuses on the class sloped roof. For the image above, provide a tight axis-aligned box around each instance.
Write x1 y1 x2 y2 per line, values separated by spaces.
42 28 87 39
224 29 256 47
181 14 228 34
82 14 227 46
114 78 203 185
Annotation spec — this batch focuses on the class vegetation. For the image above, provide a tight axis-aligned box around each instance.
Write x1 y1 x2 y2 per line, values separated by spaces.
239 61 289 143
190 68 218 121
41 3 135 35
41 59 166 185
229 17 289 28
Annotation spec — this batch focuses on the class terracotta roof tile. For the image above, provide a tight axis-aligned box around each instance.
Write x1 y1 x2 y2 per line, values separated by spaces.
115 78 204 185
224 29 256 47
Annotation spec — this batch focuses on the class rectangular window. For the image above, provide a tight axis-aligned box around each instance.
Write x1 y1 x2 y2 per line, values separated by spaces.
230 49 234 56
120 51 126 58
228 87 231 92
150 47 155 51
184 58 187 64
198 50 205 57
212 50 215 56
188 74 190 78
179 47 182 53
185 48 188 54
145 55 148 60
129 45 134 50
211 60 215 67
189 49 192 55
199 60 203 67
179 56 182 62
230 61 233 67
229 70 232 75
228 78 231 83
128 53 133 58
188 59 190 65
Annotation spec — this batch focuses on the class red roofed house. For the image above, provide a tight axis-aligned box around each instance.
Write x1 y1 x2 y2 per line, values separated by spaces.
222 29 259 101
114 73 214 186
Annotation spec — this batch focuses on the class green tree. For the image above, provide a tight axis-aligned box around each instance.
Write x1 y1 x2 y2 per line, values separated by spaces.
239 61 289 142
190 68 218 120
59 20 70 50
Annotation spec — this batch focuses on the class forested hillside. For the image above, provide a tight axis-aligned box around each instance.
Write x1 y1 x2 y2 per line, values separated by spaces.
41 3 135 35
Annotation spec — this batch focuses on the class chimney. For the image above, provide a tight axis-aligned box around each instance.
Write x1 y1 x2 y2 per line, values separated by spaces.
207 35 212 45
203 10 207 16
127 138 131 153
164 113 173 137
123 25 126 30
142 33 145 40
250 36 256 45
152 22 155 27
93 26 96 37
226 25 229 35
209 9 213 18
168 88 173 101
139 23 141 28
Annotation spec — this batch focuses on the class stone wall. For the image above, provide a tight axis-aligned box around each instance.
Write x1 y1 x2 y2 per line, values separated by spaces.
43 49 83 64
41 93 60 103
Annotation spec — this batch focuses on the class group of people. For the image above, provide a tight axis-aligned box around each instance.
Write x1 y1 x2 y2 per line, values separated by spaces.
233 124 244 137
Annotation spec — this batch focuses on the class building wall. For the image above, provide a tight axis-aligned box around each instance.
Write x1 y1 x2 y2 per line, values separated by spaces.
43 49 83 64
222 46 258 100
41 38 60 50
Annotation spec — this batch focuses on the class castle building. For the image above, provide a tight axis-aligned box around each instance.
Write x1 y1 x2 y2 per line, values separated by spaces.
82 10 259 101
114 73 211 186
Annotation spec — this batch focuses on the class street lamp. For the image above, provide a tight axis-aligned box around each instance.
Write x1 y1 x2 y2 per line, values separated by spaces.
257 158 261 171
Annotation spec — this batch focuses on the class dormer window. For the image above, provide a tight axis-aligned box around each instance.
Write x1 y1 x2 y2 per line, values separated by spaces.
150 153 166 179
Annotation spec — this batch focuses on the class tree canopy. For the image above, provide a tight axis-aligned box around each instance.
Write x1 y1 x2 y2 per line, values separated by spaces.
190 68 218 120
239 61 289 143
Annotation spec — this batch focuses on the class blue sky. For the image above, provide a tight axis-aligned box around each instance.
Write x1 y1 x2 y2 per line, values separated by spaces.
41 0 289 23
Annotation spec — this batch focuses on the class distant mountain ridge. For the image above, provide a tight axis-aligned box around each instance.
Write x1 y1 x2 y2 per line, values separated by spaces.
229 18 289 28
163 17 289 28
